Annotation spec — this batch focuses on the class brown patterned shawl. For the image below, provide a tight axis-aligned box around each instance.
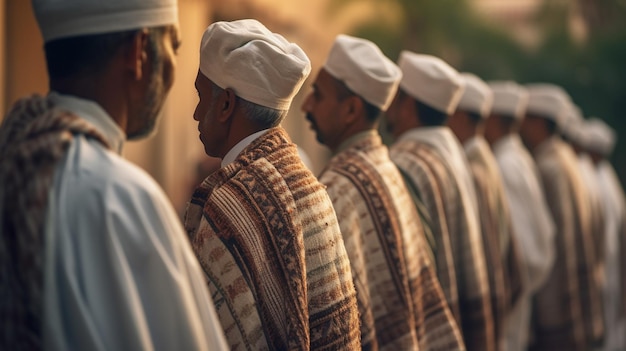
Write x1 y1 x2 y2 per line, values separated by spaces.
0 95 108 349
464 137 524 350
320 131 464 351
184 127 360 351
391 137 495 351
530 137 600 351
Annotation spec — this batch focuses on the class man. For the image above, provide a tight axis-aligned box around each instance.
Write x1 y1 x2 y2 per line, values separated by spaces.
582 118 626 351
448 73 524 350
519 83 600 350
302 34 464 351
185 20 360 350
483 81 555 351
561 105 607 340
0 0 228 350
386 51 494 351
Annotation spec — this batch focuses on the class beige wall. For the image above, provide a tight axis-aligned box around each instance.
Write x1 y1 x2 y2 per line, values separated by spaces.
4 0 48 115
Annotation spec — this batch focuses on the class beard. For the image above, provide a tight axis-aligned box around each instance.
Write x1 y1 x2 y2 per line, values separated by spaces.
127 34 169 141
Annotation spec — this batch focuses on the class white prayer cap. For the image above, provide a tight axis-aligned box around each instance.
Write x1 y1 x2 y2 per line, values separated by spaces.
560 103 584 143
323 35 402 111
582 117 616 156
525 83 571 127
397 51 464 115
456 73 493 118
487 81 528 120
199 19 311 111
32 0 178 43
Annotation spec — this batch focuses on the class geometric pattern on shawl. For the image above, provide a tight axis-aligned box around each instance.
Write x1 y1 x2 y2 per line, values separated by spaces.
530 137 591 351
185 127 360 351
391 138 495 351
465 137 524 349
320 132 465 351
0 95 108 350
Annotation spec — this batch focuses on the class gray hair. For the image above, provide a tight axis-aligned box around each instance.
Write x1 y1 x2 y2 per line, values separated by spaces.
210 83 287 128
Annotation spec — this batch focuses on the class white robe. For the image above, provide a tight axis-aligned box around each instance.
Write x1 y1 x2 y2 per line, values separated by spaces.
43 93 228 351
492 134 556 351
596 160 626 351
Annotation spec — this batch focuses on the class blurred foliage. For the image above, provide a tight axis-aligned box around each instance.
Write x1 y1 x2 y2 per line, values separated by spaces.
330 0 626 184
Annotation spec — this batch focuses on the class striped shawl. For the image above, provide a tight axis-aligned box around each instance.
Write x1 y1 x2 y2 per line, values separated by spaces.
464 137 524 349
530 137 601 351
320 131 464 351
185 127 360 351
391 137 495 351
0 95 108 349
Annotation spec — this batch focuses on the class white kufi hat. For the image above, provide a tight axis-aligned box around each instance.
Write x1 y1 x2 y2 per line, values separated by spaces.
456 73 493 118
199 19 311 111
487 81 528 120
525 83 571 128
581 118 616 156
323 35 402 111
32 0 178 43
397 51 464 115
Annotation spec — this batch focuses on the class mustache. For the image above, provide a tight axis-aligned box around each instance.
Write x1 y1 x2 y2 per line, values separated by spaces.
306 113 316 126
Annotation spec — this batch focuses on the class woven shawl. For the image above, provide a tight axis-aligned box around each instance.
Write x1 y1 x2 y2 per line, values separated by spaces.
0 95 108 349
465 137 524 349
320 132 464 351
185 127 360 351
391 138 495 351
530 137 597 351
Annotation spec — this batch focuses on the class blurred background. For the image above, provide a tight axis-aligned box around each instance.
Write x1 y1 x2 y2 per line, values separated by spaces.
1 0 625 216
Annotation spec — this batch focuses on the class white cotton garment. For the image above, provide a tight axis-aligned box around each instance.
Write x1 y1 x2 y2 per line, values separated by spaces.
42 93 228 351
493 134 556 351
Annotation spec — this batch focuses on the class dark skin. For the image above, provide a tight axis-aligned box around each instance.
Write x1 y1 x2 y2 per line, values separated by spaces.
519 114 553 153
193 72 266 158
301 69 376 153
483 114 519 147
49 26 181 136
385 89 422 141
448 110 483 144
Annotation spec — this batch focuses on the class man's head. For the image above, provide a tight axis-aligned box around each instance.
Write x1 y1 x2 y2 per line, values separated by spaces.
385 51 464 140
449 73 493 144
33 0 181 140
193 19 310 158
580 117 616 164
483 81 528 145
301 34 401 152
519 83 571 151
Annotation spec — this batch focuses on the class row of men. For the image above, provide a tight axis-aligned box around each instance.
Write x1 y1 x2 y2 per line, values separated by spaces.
1 0 624 350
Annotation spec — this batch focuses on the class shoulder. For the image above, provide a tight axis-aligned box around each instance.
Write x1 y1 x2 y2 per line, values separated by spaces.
57 136 176 231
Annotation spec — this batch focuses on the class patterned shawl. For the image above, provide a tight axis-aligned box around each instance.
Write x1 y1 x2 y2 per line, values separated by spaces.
464 137 524 349
530 137 600 351
184 127 360 351
391 136 495 351
0 95 108 349
320 131 464 351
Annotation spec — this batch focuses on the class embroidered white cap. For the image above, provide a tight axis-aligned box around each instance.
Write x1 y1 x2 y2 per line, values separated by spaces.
456 73 493 118
581 117 616 156
32 0 178 43
323 35 402 111
487 81 528 120
199 19 311 111
397 51 464 115
525 83 571 127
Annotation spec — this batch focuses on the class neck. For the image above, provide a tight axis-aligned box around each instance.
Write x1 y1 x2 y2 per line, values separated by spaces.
50 73 128 132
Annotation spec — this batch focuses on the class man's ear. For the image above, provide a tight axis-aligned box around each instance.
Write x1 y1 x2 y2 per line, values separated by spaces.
125 29 150 81
344 95 363 125
217 88 237 123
